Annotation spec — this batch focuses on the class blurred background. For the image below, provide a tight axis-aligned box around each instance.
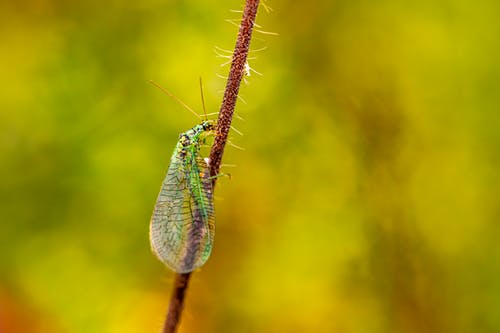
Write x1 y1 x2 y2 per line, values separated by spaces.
1 0 499 332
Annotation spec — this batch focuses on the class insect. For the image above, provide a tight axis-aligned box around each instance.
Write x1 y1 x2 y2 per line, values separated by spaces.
149 80 216 273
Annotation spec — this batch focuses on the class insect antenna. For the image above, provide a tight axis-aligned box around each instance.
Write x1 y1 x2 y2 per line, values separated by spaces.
149 80 201 120
199 77 209 121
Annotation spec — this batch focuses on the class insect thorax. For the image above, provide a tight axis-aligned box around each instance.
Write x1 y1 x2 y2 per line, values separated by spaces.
180 121 214 147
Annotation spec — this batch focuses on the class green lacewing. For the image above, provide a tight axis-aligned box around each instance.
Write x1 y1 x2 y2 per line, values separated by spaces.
150 120 215 273
149 80 216 273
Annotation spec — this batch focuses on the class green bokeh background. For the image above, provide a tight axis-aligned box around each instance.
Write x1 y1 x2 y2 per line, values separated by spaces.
1 0 499 332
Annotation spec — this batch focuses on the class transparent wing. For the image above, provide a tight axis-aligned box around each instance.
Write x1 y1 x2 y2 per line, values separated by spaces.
150 148 189 272
149 148 215 273
182 156 215 271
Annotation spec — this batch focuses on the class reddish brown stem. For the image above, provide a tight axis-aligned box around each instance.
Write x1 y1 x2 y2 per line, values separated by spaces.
162 1 260 332
162 273 190 333
210 0 260 183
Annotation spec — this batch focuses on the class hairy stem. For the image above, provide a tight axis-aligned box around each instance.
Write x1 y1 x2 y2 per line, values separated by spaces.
162 1 260 332
209 0 260 183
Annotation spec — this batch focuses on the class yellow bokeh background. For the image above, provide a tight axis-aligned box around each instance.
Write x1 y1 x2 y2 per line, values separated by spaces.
1 0 499 332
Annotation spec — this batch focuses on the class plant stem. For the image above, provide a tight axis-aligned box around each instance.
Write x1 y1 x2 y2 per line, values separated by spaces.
163 273 190 333
162 0 260 332
209 0 260 183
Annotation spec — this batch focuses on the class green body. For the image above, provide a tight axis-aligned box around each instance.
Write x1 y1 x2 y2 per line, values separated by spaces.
150 121 215 273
